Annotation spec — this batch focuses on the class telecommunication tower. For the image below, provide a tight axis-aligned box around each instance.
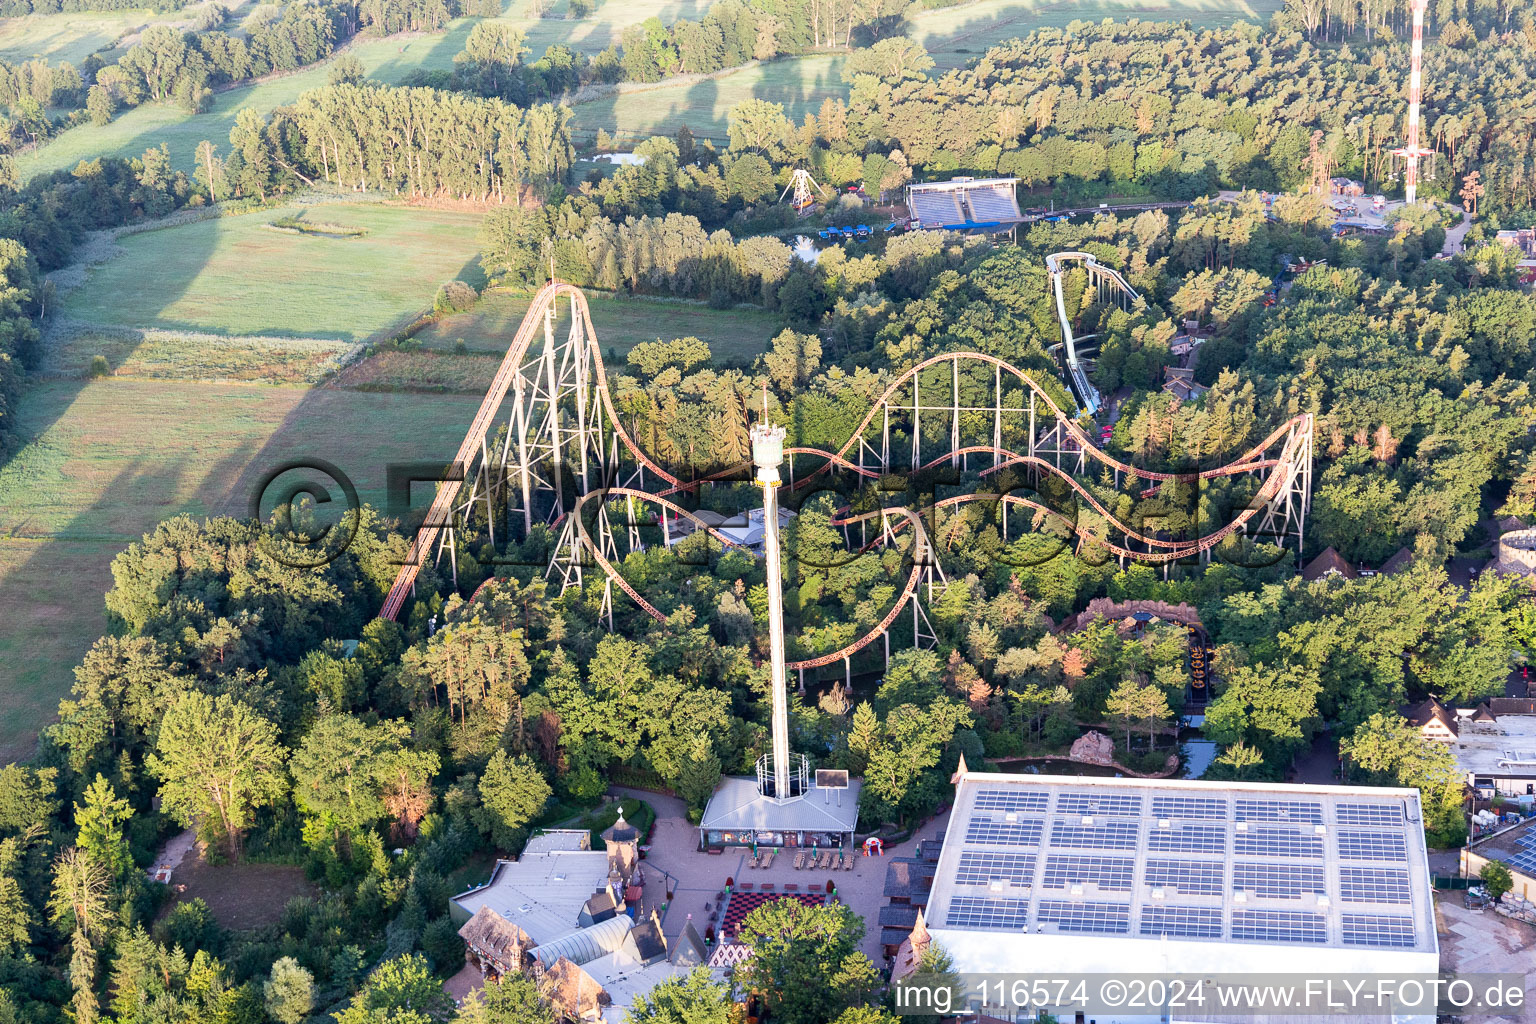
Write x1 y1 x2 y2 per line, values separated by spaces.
1391 0 1433 204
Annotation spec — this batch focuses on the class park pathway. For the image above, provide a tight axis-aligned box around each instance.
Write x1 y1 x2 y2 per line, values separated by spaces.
609 785 949 966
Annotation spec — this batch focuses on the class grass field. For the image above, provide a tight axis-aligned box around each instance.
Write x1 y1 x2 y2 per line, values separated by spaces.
15 0 714 178
43 326 351 383
0 7 174 66
569 54 847 141
415 289 781 363
0 377 487 761
910 0 1287 69
61 204 484 341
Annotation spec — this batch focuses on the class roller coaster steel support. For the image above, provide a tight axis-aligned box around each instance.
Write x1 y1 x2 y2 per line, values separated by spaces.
379 286 1315 684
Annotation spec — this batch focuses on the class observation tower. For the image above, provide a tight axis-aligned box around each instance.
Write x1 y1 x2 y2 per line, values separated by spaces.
697 402 860 851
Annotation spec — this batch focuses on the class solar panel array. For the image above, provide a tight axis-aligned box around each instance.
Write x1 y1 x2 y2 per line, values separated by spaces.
1042 855 1135 892
1142 904 1223 938
954 851 1035 886
1049 819 1140 849
1151 795 1228 820
1341 914 1417 949
1235 799 1325 823
1337 830 1408 862
1503 850 1536 874
1336 802 1403 826
973 789 1049 813
1235 862 1325 899
1144 859 1223 895
945 896 1029 930
1231 909 1328 944
1234 827 1324 859
965 817 1043 847
1037 900 1130 935
1057 793 1143 816
1149 823 1226 853
935 781 1433 952
1338 867 1412 904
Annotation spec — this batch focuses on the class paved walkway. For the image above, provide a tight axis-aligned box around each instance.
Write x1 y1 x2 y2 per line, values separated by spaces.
1434 893 1536 1024
148 828 197 884
610 786 950 965
443 963 484 1004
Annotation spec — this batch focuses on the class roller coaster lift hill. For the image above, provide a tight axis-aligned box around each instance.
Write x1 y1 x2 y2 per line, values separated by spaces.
251 273 1312 671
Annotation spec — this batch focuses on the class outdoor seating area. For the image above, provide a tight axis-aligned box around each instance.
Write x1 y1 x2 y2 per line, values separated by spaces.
739 847 857 872
715 889 828 938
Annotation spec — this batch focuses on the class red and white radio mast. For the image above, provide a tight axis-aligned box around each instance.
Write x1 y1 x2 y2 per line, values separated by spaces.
1392 0 1433 204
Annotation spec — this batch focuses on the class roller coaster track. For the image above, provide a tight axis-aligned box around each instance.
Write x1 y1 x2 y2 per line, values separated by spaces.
1044 251 1142 416
378 283 1313 680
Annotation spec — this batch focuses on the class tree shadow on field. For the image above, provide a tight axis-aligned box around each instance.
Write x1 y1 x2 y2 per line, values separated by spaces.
0 213 221 761
0 454 204 763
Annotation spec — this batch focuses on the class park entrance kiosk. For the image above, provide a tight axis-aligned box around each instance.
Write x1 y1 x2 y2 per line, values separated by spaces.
699 406 860 851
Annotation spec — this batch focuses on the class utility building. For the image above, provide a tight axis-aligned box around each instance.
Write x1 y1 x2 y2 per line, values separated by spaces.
924 770 1437 1023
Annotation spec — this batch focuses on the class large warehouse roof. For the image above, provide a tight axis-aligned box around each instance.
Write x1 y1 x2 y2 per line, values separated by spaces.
926 771 1436 972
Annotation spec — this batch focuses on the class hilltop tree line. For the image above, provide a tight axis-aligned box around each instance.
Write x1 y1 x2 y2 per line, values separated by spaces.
407 0 913 112
0 0 500 149
0 0 188 14
1276 0 1527 42
774 20 1536 211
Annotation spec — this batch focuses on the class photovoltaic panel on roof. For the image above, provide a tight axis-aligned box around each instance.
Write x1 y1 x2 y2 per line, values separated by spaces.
1048 819 1140 849
1504 851 1536 874
955 851 1035 886
1336 830 1408 862
1234 827 1324 859
1148 823 1226 853
1151 795 1228 820
1335 802 1403 826
973 789 1049 813
1341 914 1417 949
934 778 1434 955
1231 909 1327 944
1234 799 1325 824
1144 859 1224 895
945 896 1029 930
1037 900 1130 935
1058 793 1143 816
1141 904 1223 939
965 817 1043 847
1234 862 1326 899
1041 855 1135 892
1338 867 1412 904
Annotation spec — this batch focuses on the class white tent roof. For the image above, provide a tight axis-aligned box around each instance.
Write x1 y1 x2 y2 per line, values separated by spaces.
700 776 860 833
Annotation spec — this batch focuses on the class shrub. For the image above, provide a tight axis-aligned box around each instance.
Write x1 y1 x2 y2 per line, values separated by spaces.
421 917 464 972
434 280 479 315
88 354 110 377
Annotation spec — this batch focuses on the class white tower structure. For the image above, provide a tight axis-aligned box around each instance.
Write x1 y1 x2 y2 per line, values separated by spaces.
1392 0 1433 205
750 407 806 802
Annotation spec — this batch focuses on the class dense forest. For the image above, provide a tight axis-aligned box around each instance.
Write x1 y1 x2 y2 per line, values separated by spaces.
0 4 1535 1024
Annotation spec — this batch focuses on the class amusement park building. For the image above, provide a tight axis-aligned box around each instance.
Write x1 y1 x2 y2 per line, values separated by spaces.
449 820 715 1022
925 770 1437 1023
699 775 860 850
